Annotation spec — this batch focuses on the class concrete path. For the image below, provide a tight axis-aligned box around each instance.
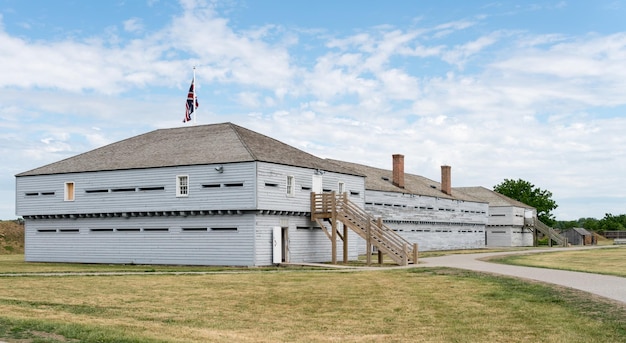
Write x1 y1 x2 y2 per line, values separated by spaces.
419 246 626 304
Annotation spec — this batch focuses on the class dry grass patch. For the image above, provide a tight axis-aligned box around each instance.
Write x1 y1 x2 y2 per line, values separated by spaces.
488 246 626 277
0 221 24 255
1 268 625 342
0 255 302 274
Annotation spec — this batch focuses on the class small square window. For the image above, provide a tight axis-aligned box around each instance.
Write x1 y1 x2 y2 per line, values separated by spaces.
64 182 75 201
176 175 189 197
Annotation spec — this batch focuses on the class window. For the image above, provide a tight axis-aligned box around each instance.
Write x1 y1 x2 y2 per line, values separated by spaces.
176 175 189 197
211 227 238 232
91 228 114 232
286 176 294 196
86 189 109 194
111 188 135 192
143 228 169 232
64 182 75 201
338 181 345 194
139 186 165 191
59 229 79 233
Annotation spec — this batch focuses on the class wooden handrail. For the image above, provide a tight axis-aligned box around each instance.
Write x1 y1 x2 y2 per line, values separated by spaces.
535 220 568 247
311 192 417 265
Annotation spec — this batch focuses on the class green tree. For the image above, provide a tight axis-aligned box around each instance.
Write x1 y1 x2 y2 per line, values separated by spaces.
554 217 600 231
597 213 626 231
493 178 558 226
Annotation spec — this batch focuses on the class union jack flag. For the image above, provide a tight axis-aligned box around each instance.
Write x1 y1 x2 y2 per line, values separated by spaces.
183 79 198 123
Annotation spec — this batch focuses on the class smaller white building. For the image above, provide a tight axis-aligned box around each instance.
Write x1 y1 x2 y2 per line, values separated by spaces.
455 187 536 247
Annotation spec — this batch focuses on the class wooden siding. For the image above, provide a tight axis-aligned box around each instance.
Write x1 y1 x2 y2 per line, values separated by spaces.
24 214 257 266
486 207 534 247
254 214 360 265
488 206 527 226
16 162 257 216
256 162 365 212
365 190 488 224
386 224 485 251
360 190 488 251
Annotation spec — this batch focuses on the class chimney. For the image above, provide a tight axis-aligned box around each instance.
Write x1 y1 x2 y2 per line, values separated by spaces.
392 154 405 188
441 165 451 195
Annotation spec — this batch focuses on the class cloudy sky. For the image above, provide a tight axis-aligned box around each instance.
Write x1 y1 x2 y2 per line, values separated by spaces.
1 0 625 220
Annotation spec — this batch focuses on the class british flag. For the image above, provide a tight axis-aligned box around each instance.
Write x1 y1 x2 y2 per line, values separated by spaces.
183 79 198 123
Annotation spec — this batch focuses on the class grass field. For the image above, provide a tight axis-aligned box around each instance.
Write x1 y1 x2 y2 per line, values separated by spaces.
488 246 626 277
1 260 625 342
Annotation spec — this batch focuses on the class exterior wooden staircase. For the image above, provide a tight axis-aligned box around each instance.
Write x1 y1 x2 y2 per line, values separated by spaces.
311 192 418 266
530 218 568 247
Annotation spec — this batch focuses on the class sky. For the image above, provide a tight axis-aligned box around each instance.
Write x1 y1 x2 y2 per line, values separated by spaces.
1 0 626 221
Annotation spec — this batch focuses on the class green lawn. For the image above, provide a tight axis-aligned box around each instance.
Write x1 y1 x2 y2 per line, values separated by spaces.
487 246 626 277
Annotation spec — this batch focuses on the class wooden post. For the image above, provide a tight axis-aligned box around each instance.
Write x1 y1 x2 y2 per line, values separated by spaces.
310 192 315 219
340 192 348 264
377 217 384 265
366 219 372 266
331 192 337 264
412 243 418 265
403 243 408 266
343 224 348 264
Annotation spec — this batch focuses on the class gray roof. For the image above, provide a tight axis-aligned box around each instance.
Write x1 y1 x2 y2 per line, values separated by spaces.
454 186 534 209
17 122 362 177
327 159 484 202
568 227 593 236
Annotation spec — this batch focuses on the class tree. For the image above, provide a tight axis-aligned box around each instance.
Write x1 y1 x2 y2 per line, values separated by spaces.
493 178 558 226
554 217 599 231
597 213 626 231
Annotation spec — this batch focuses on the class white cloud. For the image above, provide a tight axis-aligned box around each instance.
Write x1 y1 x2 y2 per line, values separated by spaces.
2 1 626 221
123 18 144 33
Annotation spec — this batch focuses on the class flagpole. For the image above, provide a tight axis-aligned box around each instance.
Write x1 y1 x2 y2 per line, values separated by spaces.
193 66 197 125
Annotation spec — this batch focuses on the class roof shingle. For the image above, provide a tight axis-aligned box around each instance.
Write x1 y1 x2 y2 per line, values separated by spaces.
17 123 361 177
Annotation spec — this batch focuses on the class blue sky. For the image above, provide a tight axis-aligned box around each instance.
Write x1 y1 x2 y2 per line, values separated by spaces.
1 0 626 220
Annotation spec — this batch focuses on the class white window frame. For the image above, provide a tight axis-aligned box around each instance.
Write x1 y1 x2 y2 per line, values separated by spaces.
338 181 345 195
64 181 75 201
286 175 295 197
176 175 189 197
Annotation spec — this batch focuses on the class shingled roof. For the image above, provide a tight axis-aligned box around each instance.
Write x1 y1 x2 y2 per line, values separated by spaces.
454 186 534 209
17 122 362 177
327 159 484 202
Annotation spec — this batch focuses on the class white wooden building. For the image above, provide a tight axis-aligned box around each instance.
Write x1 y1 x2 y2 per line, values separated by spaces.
16 122 517 265
454 187 536 247
15 123 365 266
329 157 489 251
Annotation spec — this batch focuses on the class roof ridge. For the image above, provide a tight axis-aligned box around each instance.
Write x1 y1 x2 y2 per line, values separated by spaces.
228 123 257 160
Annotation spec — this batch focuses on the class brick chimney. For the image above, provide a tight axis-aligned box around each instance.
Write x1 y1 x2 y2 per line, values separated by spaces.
441 165 451 195
392 154 405 188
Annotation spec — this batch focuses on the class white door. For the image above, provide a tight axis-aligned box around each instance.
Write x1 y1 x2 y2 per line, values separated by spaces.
272 226 282 264
312 175 323 194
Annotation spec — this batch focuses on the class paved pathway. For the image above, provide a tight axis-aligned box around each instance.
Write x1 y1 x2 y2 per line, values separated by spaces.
419 246 626 304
